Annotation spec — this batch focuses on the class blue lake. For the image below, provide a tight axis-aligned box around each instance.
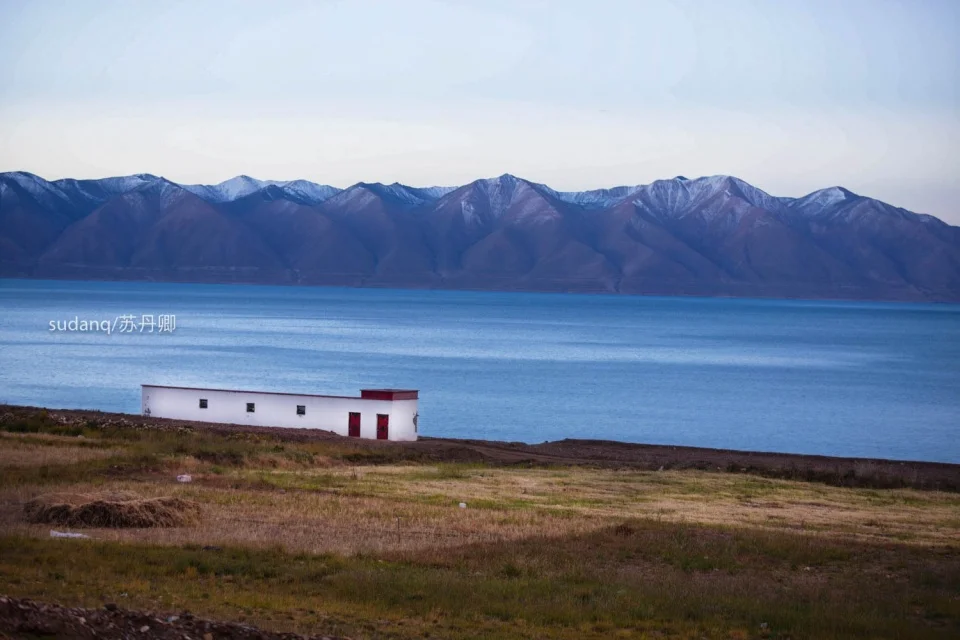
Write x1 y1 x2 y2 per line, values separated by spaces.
0 279 957 463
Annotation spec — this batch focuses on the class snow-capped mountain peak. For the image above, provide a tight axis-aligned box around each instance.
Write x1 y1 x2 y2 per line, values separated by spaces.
91 174 160 193
278 180 341 205
212 175 272 200
549 184 643 208
1 171 75 210
634 175 785 217
181 175 335 205
467 174 532 218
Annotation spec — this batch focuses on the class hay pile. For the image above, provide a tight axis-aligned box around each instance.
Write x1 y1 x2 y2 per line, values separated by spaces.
24 491 200 528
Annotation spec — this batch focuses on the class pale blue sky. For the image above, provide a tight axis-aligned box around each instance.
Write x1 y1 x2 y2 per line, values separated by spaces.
0 0 957 222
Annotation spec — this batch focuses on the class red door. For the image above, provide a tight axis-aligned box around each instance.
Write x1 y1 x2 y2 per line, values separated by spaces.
376 414 389 440
348 412 361 438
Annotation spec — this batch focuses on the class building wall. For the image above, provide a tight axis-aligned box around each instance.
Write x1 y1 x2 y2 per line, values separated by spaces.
389 398 420 440
141 386 418 441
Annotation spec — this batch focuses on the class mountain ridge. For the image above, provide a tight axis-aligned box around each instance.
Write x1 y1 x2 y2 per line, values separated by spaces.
1 171 957 301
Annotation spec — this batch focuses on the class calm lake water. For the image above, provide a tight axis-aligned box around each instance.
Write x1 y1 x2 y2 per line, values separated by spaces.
0 279 957 463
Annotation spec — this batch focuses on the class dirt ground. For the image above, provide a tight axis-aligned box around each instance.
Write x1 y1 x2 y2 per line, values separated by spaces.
4 404 957 491
0 596 342 640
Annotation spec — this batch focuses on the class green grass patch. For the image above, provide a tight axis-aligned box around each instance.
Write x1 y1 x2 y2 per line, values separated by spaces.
2 519 958 639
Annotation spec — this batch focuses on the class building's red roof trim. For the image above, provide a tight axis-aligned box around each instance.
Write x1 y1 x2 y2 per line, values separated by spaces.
361 389 419 400
141 384 418 402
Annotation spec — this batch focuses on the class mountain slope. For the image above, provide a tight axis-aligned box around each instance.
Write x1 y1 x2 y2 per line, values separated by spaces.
0 173 79 263
0 171 957 301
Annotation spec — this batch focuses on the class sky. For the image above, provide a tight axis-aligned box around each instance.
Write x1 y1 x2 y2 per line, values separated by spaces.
0 0 957 223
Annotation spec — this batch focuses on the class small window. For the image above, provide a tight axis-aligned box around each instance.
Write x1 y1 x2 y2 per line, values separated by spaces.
296 405 306 416
199 398 208 409
246 402 255 413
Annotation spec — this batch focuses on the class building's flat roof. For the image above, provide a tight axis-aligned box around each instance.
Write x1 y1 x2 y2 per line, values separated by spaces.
360 389 419 400
141 384 418 401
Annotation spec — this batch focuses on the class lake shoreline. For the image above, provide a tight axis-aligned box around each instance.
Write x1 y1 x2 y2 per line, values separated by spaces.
5 272 958 304
4 403 958 492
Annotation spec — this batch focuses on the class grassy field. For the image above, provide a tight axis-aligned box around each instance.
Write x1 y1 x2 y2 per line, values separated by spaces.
0 411 958 638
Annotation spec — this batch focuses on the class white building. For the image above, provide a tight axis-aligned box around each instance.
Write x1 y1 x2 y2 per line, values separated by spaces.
141 385 419 441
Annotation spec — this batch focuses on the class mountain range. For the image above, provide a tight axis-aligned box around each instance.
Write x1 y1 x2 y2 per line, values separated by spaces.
1 171 958 301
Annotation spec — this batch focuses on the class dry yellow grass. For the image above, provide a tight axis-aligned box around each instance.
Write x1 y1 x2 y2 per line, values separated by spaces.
1 461 956 553
354 465 960 545
0 479 594 554
0 434 117 468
